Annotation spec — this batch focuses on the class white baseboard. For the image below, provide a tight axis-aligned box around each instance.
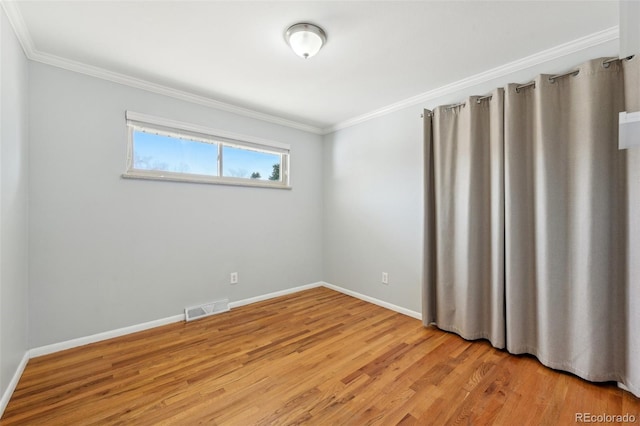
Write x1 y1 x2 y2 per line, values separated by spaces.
28 281 415 359
29 314 185 358
29 282 326 358
6 281 636 419
0 351 29 418
2 280 418 418
321 281 422 320
228 282 323 309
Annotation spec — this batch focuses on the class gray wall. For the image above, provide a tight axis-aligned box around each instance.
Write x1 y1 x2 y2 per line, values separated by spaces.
323 109 423 312
28 63 323 348
628 146 640 395
322 40 619 314
0 9 30 397
624 15 640 395
5 7 627 358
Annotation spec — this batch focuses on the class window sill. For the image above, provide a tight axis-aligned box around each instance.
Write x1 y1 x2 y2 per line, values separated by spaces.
121 171 292 190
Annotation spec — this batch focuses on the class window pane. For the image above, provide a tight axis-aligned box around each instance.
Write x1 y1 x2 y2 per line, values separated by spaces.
222 146 281 181
133 130 218 176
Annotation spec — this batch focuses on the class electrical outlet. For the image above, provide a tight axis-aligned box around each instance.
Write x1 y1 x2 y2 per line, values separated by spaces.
382 272 389 285
230 272 238 284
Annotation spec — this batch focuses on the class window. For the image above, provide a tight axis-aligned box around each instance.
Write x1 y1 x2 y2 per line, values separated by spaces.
123 111 290 188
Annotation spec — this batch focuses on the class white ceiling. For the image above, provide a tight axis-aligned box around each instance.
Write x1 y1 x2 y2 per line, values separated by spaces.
5 1 618 132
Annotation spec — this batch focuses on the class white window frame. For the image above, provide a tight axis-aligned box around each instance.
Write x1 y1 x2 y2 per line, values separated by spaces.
122 111 291 189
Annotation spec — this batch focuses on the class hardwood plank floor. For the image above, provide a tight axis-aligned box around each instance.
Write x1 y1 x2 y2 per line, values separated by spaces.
2 287 638 425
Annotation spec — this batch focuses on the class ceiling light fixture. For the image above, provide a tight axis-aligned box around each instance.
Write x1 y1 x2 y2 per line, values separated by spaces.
285 23 327 59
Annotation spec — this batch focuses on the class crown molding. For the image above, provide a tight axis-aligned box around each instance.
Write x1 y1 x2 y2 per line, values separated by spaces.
1 0 620 137
0 1 324 135
324 26 620 134
30 50 326 135
1 0 35 54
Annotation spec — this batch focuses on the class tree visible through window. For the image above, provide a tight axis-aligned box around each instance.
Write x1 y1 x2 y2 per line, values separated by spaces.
124 112 290 188
268 164 280 181
222 145 280 181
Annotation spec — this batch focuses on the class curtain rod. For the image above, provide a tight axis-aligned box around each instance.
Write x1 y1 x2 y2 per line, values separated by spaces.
515 55 635 92
422 55 635 117
442 94 494 111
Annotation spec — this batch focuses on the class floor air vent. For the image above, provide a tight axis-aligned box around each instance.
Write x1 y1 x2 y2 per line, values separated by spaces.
185 299 230 322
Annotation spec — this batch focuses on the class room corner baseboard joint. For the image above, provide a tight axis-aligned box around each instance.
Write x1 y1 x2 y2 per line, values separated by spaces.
0 351 29 419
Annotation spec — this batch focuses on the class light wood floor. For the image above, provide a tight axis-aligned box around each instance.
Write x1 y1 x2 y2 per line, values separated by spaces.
1 287 638 425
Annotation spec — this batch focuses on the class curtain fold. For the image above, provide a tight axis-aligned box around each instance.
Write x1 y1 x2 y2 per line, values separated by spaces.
423 89 505 349
504 58 627 382
423 56 639 397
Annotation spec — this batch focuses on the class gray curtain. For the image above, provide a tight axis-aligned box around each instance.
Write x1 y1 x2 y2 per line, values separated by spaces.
505 58 628 383
423 89 505 349
423 57 639 397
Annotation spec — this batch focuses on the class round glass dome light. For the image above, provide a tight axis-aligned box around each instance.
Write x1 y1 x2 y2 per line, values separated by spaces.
285 23 327 59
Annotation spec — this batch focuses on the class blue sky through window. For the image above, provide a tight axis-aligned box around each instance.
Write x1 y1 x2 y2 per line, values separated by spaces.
133 131 217 176
223 146 280 180
132 130 281 181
